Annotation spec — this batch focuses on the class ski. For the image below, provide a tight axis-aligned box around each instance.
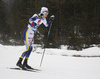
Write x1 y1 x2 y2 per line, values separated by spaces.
8 67 41 72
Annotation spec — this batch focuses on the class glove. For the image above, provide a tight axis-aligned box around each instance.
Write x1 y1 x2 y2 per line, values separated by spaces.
38 13 43 17
49 15 55 20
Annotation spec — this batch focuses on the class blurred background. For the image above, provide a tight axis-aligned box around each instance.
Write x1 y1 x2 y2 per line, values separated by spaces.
0 0 100 50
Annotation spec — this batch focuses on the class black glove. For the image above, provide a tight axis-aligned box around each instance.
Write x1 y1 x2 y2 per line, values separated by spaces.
49 15 55 20
37 13 43 17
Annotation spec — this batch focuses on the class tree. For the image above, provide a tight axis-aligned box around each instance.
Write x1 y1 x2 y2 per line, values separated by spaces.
11 0 40 44
0 0 10 44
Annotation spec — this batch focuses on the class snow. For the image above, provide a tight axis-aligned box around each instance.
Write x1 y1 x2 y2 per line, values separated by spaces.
35 45 100 57
0 44 100 79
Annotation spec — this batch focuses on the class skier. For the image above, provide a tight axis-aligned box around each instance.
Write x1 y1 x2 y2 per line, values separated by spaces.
16 7 54 69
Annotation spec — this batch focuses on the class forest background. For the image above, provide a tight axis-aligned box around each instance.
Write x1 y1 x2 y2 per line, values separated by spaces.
0 0 100 50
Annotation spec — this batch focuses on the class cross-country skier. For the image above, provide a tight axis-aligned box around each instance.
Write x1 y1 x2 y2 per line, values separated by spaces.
16 7 54 69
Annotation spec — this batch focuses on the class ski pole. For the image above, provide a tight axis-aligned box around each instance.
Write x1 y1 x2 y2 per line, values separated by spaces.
39 21 52 68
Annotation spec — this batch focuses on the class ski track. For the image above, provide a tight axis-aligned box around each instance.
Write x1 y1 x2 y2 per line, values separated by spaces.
0 45 100 79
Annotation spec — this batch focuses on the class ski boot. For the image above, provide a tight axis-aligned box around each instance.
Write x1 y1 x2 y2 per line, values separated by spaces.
22 58 33 70
16 57 23 67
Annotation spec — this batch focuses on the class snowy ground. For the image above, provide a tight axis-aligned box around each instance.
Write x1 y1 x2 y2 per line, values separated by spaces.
0 44 100 79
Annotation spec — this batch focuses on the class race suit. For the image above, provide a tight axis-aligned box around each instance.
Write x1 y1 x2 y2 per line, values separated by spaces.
20 13 51 59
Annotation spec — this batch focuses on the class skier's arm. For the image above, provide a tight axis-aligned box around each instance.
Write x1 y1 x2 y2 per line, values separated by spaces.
43 15 55 27
29 14 39 26
29 14 44 26
42 19 51 27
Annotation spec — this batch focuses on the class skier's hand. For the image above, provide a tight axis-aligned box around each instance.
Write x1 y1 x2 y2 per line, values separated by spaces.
49 15 55 20
38 13 43 17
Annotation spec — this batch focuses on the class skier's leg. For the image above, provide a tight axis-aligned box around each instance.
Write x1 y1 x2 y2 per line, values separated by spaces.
23 42 34 69
20 27 30 59
22 46 33 69
22 28 34 69
25 46 33 59
24 27 34 59
20 42 30 59
16 27 29 67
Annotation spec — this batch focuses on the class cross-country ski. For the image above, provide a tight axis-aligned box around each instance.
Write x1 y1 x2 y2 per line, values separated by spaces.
8 67 41 72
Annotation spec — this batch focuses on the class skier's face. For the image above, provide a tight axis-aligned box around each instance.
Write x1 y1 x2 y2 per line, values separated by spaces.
42 13 48 18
